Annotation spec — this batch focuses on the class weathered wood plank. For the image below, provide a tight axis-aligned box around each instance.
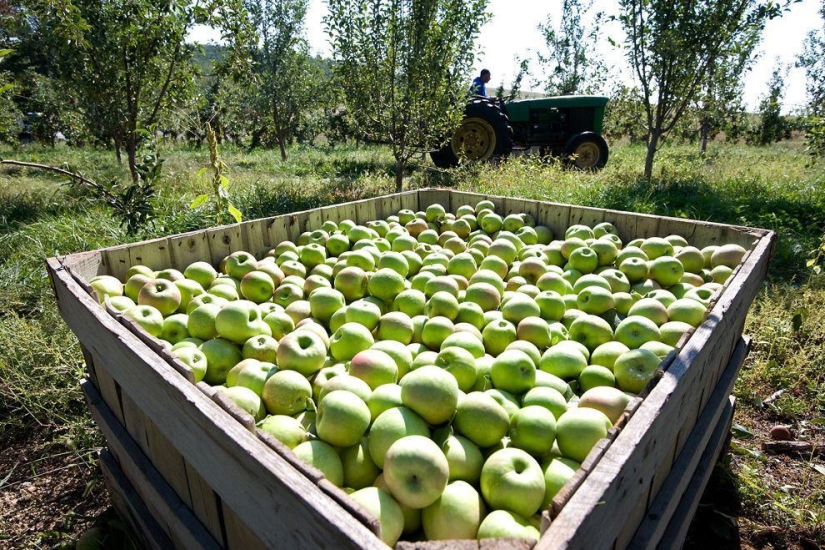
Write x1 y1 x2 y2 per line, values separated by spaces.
99 449 174 550
50 261 383 550
84 381 222 550
656 396 736 550
629 338 748 549
205 225 245 267
222 503 270 550
183 459 226 545
168 231 211 272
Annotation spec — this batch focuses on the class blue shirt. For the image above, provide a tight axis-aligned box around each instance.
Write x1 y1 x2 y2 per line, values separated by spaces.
471 76 487 97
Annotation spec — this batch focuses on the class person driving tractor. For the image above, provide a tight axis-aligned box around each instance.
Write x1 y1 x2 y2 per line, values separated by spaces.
470 69 491 97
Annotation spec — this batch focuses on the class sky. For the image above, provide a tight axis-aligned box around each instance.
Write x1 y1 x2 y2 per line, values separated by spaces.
192 0 823 113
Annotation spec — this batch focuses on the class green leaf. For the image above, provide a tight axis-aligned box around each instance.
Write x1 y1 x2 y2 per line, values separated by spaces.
731 423 754 439
807 258 817 267
219 175 230 189
0 84 12 94
189 194 210 209
227 204 242 223
0 49 13 58
195 167 208 179
792 308 807 332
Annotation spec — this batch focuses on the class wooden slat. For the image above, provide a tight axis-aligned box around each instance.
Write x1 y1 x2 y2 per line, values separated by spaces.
537 230 774 550
265 215 291 251
628 338 748 549
126 238 173 272
102 246 134 282
168 231 212 271
183 459 226 545
120 392 151 458
567 205 606 229
99 449 174 550
49 259 383 550
205 225 245 267
84 381 222 550
222 503 269 550
418 189 451 213
655 396 736 550
536 201 571 238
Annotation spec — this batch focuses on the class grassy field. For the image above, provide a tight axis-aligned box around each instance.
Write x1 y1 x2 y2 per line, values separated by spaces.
1 139 824 548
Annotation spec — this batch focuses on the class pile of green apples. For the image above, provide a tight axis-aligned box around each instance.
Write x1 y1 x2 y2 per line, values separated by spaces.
88 200 747 545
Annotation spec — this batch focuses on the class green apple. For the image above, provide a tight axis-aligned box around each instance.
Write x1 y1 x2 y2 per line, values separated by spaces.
440 332 486 360
480 447 545 517
613 315 662 349
276 330 327 376
501 293 541 325
434 430 485 485
368 406 430 468
521 386 567 419
590 341 631 370
261 369 312 416
421 316 455 350
368 268 406 304
370 340 414 379
334 266 369 301
426 291 460 320
138 279 182 316
534 290 566 321
257 415 308 449
231 359 273 396
392 289 427 317
89 275 123 303
648 255 685 288
383 435 450 509
263 310 295 339
186 293 228 315
124 273 152 302
400 365 459 425
505 340 541 368
124 264 155 280
568 314 614 352
455 301 486 330
366 383 404 421
200 337 243 385
575 285 615 315
675 246 705 274
340 437 382 490
509 405 557 457
568 246 599 273
434 346 477 392
453 391 510 448
238 270 275 303
315 390 371 448
171 346 208 382
477 510 539 541
539 344 588 380
157 313 189 344
215 300 270 344
640 237 674 260
422 480 485 540
348 487 404 546
330 322 375 361
578 386 633 425
614 348 661 393
556 407 612 462
307 287 346 324
619 257 649 283
349 349 398 389
464 282 502 312
242 334 279 363
490 349 536 395
345 299 382 331
317 373 372 403
482 319 517 357
711 243 747 268
541 457 581 509
579 364 616 391
640 340 674 359
292 440 344 487
667 298 708 327
659 320 694 347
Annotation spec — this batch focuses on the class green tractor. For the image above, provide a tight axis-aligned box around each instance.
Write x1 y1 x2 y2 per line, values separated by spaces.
430 95 610 170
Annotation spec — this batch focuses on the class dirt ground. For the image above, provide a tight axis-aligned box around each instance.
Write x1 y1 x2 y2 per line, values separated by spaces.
2 416 823 550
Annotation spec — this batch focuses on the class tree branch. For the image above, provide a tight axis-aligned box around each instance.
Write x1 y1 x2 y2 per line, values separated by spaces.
0 159 117 203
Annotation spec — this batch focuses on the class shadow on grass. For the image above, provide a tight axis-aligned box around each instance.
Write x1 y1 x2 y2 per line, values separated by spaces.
594 176 825 278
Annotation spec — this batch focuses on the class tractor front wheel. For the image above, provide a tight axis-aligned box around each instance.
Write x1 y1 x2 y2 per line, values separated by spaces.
563 132 609 171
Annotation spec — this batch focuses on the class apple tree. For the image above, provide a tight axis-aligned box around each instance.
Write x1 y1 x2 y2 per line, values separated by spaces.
326 0 489 191
537 0 606 96
798 0 825 116
618 0 786 179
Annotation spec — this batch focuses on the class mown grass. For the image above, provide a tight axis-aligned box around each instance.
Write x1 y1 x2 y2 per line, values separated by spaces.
1 139 824 546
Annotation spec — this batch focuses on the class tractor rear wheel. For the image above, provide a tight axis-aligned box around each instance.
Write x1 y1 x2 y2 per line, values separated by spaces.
563 132 609 170
430 98 513 168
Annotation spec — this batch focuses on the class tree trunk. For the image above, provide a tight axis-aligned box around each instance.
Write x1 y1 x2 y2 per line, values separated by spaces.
700 116 710 154
126 134 138 183
395 159 404 192
273 99 287 161
114 137 123 165
644 129 661 181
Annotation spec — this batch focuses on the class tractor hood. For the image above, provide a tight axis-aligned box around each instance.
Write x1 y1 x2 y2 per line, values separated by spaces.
505 95 609 123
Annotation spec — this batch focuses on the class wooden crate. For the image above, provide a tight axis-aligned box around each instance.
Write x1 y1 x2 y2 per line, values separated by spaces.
46 189 774 550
